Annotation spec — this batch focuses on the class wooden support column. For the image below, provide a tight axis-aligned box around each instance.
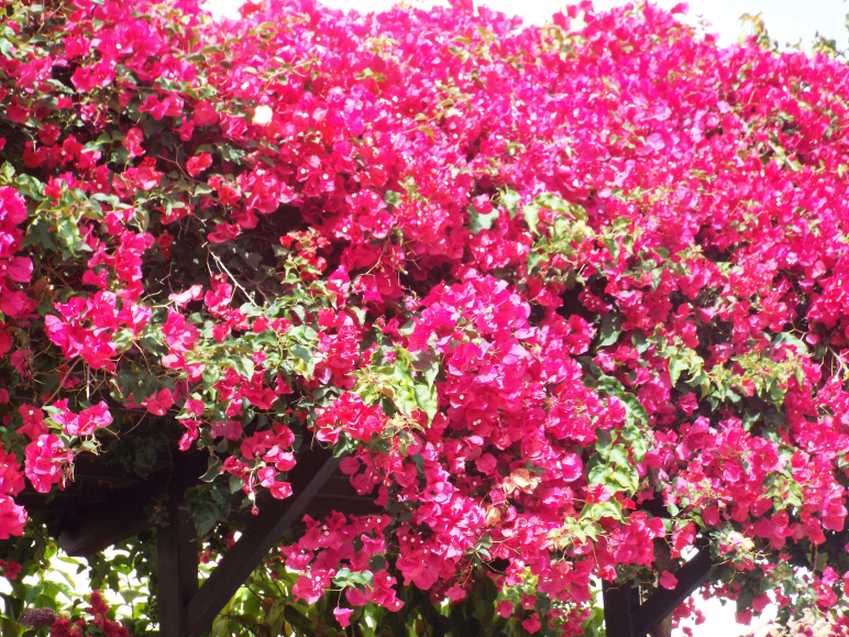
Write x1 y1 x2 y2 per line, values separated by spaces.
184 456 339 637
157 495 198 637
603 582 640 637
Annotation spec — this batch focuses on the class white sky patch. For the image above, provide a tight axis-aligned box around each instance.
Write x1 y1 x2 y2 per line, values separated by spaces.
205 0 849 46
196 0 845 635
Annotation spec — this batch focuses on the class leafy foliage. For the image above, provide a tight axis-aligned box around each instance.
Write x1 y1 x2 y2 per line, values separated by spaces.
1 0 849 634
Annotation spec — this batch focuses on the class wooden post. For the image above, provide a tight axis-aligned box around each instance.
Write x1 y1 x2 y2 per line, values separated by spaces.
603 582 640 637
157 495 197 637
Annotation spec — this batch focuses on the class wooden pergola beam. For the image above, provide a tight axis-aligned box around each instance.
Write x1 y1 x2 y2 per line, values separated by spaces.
603 548 714 637
154 455 338 637
154 449 712 637
184 456 338 637
634 549 713 636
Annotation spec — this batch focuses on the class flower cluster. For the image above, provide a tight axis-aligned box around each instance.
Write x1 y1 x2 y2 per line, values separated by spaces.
0 187 33 321
0 448 26 540
26 591 130 637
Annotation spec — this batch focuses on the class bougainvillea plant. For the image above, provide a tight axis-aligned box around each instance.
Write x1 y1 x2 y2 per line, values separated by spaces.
2 0 849 634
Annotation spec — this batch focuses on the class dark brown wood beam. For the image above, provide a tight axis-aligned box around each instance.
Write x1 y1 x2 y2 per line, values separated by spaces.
184 456 339 637
634 549 713 636
602 548 714 637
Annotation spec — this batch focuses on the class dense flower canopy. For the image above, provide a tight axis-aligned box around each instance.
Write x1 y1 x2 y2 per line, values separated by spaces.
2 0 849 634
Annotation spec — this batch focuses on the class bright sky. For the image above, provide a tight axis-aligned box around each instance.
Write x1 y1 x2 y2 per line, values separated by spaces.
201 0 844 635
207 0 849 47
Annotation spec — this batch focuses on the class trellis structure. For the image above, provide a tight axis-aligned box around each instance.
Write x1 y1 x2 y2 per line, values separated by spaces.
21 436 368 636
158 473 714 636
27 442 715 637
21 428 712 637
157 454 340 637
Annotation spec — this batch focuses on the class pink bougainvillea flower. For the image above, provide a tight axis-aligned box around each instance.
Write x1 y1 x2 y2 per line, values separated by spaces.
659 570 678 590
0 449 24 498
143 388 175 416
24 435 71 494
8 0 849 631
0 559 22 580
0 496 26 540
123 127 145 158
77 402 113 436
193 101 219 127
48 400 112 437
17 405 47 441
186 152 212 177
333 606 353 628
521 614 542 634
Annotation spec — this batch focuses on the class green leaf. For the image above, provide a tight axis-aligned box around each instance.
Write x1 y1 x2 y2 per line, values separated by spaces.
632 332 650 353
597 314 621 347
384 190 402 208
0 37 15 60
608 465 639 493
414 383 438 420
219 144 246 164
25 218 54 251
582 606 606 637
630 435 649 461
283 606 314 634
0 161 15 182
231 355 255 378
468 205 499 233
56 218 90 255
290 344 314 378
0 617 21 637
333 568 374 588
583 499 624 522
587 463 608 486
189 486 230 536
669 356 687 386
536 193 568 213
498 188 521 218
199 455 222 483
608 445 629 467
522 202 540 233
